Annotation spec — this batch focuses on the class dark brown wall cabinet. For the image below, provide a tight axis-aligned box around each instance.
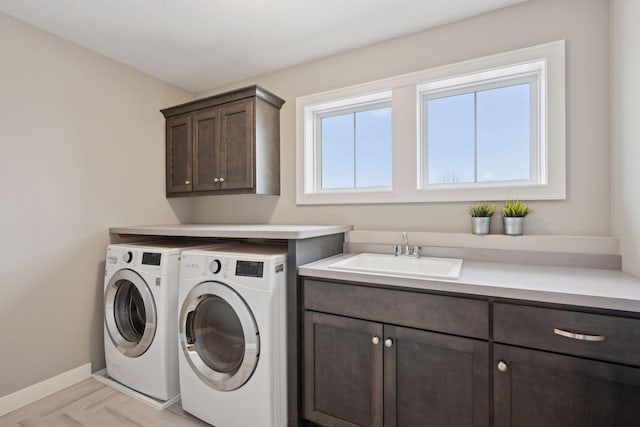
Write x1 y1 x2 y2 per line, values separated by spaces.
302 279 489 427
161 85 285 197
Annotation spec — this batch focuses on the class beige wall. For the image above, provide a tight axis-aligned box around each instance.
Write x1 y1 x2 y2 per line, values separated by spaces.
0 0 624 400
0 14 193 397
193 0 611 237
611 0 640 276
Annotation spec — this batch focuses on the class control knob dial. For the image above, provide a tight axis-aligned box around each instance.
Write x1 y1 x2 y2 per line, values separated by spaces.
209 259 222 274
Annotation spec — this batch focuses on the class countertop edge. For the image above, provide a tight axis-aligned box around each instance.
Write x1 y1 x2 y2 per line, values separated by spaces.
109 224 353 240
298 254 640 313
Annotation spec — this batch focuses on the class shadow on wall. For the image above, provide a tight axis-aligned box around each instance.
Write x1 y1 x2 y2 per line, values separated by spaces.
191 195 280 224
167 198 195 224
92 260 106 372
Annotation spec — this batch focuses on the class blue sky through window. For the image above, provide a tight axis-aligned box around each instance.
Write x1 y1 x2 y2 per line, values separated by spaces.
427 83 531 185
321 106 391 189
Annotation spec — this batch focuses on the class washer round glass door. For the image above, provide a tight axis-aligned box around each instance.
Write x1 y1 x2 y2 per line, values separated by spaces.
180 281 259 391
104 269 157 357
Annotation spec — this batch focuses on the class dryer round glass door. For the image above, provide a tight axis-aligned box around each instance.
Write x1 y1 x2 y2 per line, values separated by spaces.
104 269 157 357
180 281 259 391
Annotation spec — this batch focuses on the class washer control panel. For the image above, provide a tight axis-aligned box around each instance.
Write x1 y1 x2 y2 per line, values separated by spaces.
106 246 166 275
235 260 264 278
142 252 162 266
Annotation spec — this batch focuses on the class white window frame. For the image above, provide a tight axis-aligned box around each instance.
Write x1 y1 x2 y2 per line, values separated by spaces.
312 96 392 192
419 61 544 190
296 40 565 205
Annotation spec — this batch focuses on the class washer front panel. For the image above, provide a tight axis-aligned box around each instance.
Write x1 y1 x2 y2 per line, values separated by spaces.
104 268 157 358
180 281 259 391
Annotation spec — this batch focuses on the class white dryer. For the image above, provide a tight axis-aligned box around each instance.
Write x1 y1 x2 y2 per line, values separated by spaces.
103 240 227 401
178 244 287 427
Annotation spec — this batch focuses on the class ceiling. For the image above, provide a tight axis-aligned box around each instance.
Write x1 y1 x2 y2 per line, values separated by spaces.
0 0 526 93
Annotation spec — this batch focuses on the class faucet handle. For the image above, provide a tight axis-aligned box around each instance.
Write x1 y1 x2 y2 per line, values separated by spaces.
412 246 422 258
392 244 402 256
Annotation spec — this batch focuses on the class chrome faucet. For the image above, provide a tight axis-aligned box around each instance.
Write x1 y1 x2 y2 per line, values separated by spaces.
394 232 421 258
402 232 410 256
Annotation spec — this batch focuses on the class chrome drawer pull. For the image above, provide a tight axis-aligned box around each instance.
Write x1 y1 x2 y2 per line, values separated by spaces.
553 328 606 342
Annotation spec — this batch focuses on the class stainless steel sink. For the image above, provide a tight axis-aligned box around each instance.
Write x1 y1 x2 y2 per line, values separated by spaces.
328 253 463 280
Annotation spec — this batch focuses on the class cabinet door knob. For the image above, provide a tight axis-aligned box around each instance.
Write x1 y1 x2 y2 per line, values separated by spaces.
371 336 380 345
219 177 225 183
497 361 508 372
185 180 191 185
213 178 220 183
384 338 393 348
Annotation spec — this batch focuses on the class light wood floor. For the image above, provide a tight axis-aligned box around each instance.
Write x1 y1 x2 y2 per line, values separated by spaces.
0 378 211 426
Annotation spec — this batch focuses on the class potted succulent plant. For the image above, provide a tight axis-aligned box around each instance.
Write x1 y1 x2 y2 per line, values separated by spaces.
501 200 530 236
468 202 497 235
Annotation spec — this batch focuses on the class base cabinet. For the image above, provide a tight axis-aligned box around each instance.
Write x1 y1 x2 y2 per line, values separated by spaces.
300 277 640 427
304 311 383 427
494 344 640 427
303 311 489 427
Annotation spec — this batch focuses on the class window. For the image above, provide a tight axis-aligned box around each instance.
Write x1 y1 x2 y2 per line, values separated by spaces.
319 102 392 190
296 40 565 205
420 61 544 189
299 91 393 200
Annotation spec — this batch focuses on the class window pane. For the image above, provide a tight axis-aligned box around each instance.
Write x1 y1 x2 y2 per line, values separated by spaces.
321 113 354 189
355 107 392 187
427 93 475 184
477 83 530 182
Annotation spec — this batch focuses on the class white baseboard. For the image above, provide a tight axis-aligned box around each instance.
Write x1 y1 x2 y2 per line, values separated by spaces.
0 363 92 417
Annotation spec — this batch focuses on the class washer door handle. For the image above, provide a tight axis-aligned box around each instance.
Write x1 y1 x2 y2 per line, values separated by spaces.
185 311 196 345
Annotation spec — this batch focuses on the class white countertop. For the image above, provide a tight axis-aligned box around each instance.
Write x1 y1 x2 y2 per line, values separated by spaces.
110 224 353 240
298 253 640 313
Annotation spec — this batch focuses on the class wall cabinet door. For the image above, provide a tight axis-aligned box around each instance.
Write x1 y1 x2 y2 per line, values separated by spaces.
219 99 254 190
494 344 640 427
384 325 489 427
192 108 220 192
166 115 192 193
304 311 383 427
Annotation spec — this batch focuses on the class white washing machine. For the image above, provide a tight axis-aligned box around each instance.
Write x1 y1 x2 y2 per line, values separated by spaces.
178 244 287 427
103 240 228 401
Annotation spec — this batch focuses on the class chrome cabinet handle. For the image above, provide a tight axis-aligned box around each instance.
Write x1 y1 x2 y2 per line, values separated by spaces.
553 328 606 342
185 180 191 185
213 178 220 182
219 177 225 182
384 338 393 348
497 361 508 372
371 336 380 345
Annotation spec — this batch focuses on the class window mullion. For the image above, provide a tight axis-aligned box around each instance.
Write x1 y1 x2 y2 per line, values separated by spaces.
352 112 357 189
473 91 478 184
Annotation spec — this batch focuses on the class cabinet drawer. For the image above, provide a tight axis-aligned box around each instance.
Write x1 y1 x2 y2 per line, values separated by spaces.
494 303 640 366
303 279 488 339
